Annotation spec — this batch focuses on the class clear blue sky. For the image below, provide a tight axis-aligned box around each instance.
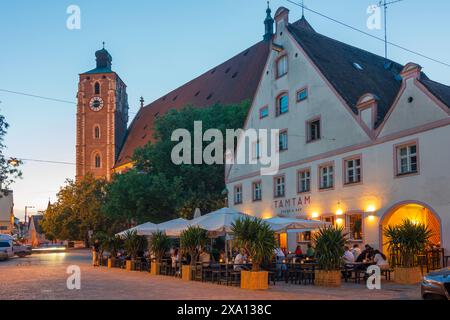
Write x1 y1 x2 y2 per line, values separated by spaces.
0 0 449 220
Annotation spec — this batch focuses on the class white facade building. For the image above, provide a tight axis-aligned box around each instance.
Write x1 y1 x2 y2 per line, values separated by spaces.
226 8 450 255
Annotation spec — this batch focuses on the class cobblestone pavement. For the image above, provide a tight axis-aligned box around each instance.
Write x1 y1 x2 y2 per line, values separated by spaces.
0 250 421 300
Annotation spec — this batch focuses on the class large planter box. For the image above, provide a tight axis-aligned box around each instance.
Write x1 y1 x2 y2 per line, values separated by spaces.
182 265 193 281
107 258 116 269
394 267 422 284
315 270 341 287
150 262 161 275
125 260 135 271
240 271 268 290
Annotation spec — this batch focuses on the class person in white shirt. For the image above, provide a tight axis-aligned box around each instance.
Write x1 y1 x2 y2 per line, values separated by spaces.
234 249 247 271
343 246 355 264
352 244 362 261
373 250 390 270
274 247 286 278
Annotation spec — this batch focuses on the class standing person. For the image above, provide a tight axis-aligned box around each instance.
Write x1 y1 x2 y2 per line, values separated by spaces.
352 244 362 260
274 247 286 278
92 239 100 267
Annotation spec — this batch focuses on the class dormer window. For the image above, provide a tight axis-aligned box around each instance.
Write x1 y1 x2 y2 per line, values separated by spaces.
276 55 288 78
94 82 100 95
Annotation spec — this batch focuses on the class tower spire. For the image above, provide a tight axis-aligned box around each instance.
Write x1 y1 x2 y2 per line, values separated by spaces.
263 1 274 42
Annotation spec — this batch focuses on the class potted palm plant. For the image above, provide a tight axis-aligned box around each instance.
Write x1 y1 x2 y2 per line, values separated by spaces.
384 219 431 284
313 226 347 287
104 236 122 268
231 217 277 290
180 226 208 281
123 230 148 271
149 230 171 275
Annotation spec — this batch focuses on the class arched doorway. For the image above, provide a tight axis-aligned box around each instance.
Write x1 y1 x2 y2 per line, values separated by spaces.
381 201 441 254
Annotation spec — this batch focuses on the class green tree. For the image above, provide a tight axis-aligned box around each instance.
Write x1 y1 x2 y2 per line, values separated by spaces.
133 101 250 218
0 113 22 192
41 175 109 242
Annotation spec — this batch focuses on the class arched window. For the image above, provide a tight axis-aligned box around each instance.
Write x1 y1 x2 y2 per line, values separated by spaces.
94 126 100 139
94 82 100 95
94 154 101 168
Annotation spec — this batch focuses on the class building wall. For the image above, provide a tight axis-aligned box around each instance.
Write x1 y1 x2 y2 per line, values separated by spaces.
226 18 450 254
0 192 14 235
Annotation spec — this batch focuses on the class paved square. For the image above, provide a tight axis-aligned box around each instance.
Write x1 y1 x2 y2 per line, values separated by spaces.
0 250 421 300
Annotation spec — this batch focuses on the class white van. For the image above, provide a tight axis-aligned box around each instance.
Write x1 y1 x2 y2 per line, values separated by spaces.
0 235 14 261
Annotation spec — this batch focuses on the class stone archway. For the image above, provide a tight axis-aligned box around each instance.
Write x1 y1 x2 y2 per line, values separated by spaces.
380 201 441 254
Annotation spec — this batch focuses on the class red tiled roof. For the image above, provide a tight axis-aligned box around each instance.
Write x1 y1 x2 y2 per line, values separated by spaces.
115 40 270 167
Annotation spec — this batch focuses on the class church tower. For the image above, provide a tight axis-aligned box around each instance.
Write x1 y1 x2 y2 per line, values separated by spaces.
76 45 129 181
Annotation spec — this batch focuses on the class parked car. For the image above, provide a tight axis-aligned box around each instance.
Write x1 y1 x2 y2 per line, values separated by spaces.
0 236 14 261
13 242 32 257
421 267 450 300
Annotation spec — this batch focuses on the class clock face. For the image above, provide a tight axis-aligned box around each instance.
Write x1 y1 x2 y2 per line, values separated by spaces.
89 97 104 112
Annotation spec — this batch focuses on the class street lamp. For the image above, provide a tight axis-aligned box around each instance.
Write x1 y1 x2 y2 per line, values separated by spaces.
24 206 35 224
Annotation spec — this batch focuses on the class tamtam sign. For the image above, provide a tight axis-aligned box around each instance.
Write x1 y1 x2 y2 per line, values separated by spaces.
273 196 311 216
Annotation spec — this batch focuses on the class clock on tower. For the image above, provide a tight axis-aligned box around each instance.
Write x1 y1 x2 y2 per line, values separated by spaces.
76 45 129 181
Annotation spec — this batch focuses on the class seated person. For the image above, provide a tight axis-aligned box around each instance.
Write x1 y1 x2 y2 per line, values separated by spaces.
306 244 315 259
352 244 362 261
199 249 211 267
356 244 374 262
295 245 303 258
233 249 248 271
373 250 390 270
342 246 355 264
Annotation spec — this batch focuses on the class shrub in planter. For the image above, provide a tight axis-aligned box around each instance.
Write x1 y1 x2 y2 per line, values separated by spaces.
149 231 171 275
123 230 148 272
384 219 431 284
231 217 277 290
313 226 347 287
180 226 208 281
104 236 122 268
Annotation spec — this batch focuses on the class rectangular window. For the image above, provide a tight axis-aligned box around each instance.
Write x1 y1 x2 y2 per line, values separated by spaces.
297 88 308 102
279 130 288 151
297 231 311 242
397 144 418 175
323 216 335 226
276 55 288 78
348 214 363 240
298 169 311 193
234 185 242 205
259 106 269 119
277 94 289 116
252 181 262 202
307 119 321 142
274 176 285 198
319 164 334 190
252 141 261 160
344 157 362 184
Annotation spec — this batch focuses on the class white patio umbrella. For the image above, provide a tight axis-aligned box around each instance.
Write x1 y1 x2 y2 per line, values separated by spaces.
138 218 189 236
264 216 330 233
115 222 158 238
